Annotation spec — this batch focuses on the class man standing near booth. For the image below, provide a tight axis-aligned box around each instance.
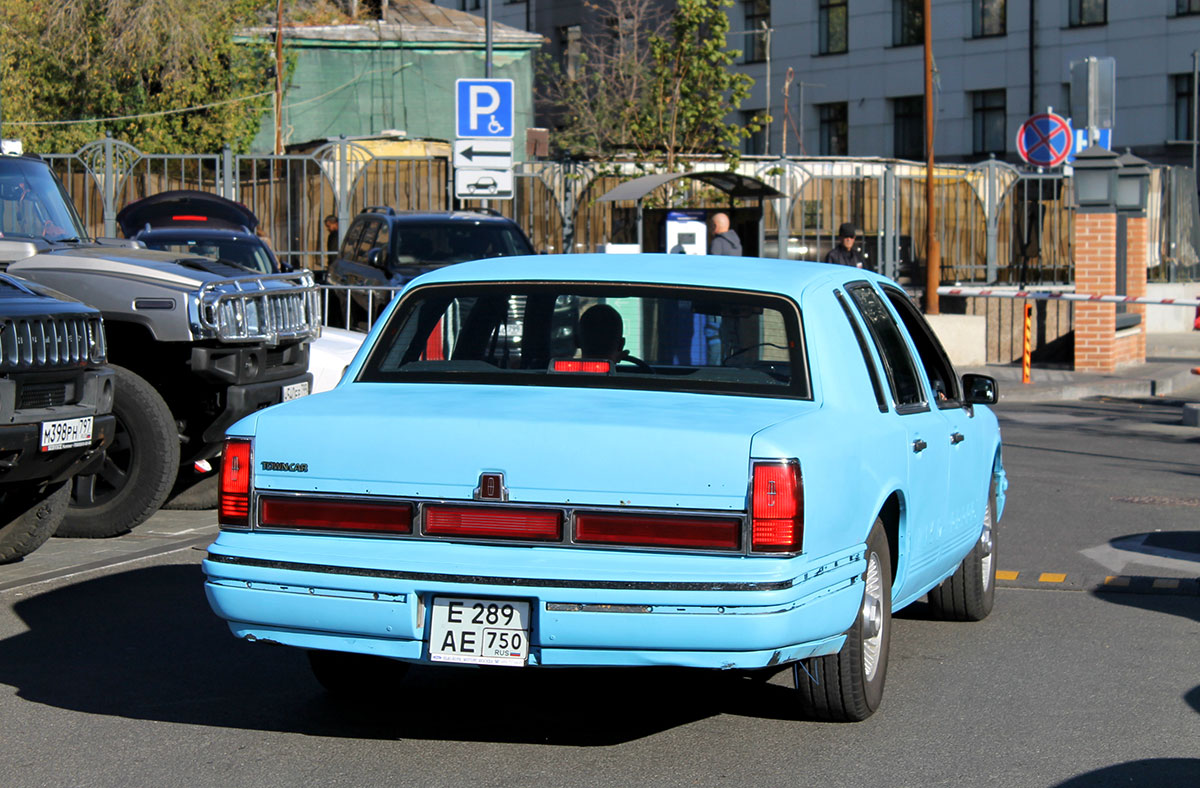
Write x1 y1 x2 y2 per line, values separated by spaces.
826 222 866 268
709 212 742 256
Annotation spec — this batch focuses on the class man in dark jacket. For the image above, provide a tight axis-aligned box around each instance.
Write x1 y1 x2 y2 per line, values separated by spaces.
825 222 866 268
709 212 742 256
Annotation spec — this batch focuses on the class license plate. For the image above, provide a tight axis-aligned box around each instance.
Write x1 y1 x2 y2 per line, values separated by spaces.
40 416 93 452
429 596 531 666
282 381 310 402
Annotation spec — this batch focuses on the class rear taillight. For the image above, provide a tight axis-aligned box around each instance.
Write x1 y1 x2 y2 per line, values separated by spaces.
171 214 208 222
219 438 252 527
259 497 412 534
751 460 803 553
575 513 741 550
424 506 562 541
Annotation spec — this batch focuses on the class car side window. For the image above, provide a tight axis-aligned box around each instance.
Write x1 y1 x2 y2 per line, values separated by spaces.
354 221 381 264
847 283 927 412
372 222 391 268
339 221 365 260
835 290 888 413
880 285 962 406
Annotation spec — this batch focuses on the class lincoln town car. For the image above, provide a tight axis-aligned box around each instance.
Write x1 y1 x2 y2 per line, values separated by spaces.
203 254 1005 721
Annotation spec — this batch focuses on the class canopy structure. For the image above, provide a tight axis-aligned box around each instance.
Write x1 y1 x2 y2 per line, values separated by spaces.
595 172 783 254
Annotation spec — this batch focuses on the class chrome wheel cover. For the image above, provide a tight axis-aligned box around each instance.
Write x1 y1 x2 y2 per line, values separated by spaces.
979 497 995 592
861 551 885 681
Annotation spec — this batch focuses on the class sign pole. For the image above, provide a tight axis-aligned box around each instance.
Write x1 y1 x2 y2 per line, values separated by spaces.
923 0 939 315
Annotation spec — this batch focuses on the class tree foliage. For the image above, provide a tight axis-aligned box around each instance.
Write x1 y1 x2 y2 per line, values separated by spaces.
0 0 278 153
538 0 760 169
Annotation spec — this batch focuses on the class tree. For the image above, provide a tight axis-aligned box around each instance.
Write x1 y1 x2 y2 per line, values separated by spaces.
538 0 760 168
536 0 668 160
0 0 278 153
635 0 758 171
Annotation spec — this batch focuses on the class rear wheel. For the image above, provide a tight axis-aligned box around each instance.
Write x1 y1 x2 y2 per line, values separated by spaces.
58 365 180 538
928 477 998 622
0 482 69 563
795 518 892 722
307 650 409 698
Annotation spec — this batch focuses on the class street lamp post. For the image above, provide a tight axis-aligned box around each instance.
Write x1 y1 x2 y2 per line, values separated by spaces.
923 0 939 314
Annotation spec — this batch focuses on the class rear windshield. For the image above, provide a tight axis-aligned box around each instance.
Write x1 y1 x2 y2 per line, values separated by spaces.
358 283 809 398
394 223 534 265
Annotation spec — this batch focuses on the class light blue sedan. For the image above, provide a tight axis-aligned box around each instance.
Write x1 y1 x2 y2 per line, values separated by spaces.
203 254 1005 721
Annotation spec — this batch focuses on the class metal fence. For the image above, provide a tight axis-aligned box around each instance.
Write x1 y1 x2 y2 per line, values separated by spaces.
38 136 1200 287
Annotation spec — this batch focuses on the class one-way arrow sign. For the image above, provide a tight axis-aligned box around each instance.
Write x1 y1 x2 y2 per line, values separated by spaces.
454 139 514 169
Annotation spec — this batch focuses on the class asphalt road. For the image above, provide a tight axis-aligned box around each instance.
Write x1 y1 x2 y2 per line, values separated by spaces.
1 390 1197 788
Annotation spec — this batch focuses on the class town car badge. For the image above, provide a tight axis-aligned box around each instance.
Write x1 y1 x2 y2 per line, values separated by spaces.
473 471 508 501
260 460 309 473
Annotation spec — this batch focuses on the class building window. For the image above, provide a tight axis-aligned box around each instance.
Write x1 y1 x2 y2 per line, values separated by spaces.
972 89 1006 155
744 1 770 63
1068 0 1105 26
972 0 1006 37
893 0 923 47
1179 0 1200 15
819 103 848 155
560 25 582 80
742 110 767 156
459 0 482 10
1175 74 1194 141
819 0 848 54
893 96 924 160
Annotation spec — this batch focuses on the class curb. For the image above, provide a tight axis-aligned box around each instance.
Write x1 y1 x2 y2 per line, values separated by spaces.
997 572 1200 596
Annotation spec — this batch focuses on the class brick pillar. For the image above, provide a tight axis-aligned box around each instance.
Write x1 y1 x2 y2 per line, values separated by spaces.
1115 215 1148 367
1074 212 1118 372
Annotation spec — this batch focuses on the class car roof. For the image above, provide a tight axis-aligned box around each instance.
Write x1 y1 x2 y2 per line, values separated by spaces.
358 210 521 225
408 253 890 299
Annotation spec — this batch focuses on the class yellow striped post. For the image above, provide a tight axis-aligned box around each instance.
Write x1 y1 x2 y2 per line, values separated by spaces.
1022 303 1032 384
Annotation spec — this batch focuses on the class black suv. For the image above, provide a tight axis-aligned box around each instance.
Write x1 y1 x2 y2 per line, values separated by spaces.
325 208 535 328
0 273 114 562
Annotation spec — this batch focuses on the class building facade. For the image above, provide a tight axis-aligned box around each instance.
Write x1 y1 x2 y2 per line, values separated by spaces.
432 0 1200 167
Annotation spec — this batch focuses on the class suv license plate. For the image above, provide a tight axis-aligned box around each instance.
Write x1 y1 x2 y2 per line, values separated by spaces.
40 416 93 452
429 596 531 666
282 381 310 402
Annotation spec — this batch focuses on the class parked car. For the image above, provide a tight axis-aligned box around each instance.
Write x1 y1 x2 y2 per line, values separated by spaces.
0 154 321 534
203 254 1005 721
0 273 114 562
117 190 284 275
325 207 535 328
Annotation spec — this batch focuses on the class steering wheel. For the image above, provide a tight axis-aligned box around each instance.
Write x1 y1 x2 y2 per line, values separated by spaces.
616 353 653 373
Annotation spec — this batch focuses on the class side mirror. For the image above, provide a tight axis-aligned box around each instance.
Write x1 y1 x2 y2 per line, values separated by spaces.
365 247 384 268
962 374 998 405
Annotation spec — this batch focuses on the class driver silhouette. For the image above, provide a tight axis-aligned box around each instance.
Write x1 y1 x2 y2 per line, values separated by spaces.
578 304 626 363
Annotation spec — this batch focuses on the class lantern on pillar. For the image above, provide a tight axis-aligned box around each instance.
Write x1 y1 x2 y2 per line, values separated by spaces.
1115 149 1150 214
1071 145 1121 212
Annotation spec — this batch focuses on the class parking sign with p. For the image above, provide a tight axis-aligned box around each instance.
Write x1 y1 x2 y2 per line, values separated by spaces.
456 79 514 139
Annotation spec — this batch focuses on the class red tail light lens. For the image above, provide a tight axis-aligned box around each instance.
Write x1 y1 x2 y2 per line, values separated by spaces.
551 359 611 373
219 438 252 527
259 497 413 534
171 214 208 222
751 460 803 552
425 506 562 541
575 513 741 550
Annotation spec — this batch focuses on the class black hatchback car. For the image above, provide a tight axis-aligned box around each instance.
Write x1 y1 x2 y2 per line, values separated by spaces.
117 190 284 275
325 207 535 328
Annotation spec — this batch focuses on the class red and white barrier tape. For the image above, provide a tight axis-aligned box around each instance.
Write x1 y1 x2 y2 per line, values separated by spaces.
937 286 1200 308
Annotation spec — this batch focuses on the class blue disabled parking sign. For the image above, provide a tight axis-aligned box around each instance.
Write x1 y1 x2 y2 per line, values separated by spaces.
456 79 514 139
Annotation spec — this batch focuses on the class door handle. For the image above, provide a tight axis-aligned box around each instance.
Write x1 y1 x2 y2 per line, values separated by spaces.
912 439 927 453
951 432 965 445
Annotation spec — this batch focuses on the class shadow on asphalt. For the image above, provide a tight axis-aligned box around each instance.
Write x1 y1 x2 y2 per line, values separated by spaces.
0 564 814 744
1049 758 1200 787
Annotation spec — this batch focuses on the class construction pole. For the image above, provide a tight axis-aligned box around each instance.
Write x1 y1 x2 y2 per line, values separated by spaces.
923 0 940 314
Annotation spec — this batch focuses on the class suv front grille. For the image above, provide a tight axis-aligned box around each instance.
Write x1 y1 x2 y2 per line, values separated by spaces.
198 272 322 346
19 382 69 408
0 316 103 371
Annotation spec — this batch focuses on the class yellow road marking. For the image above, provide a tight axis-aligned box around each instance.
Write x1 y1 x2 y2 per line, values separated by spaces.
1038 572 1067 583
996 570 1019 581
1104 576 1130 587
